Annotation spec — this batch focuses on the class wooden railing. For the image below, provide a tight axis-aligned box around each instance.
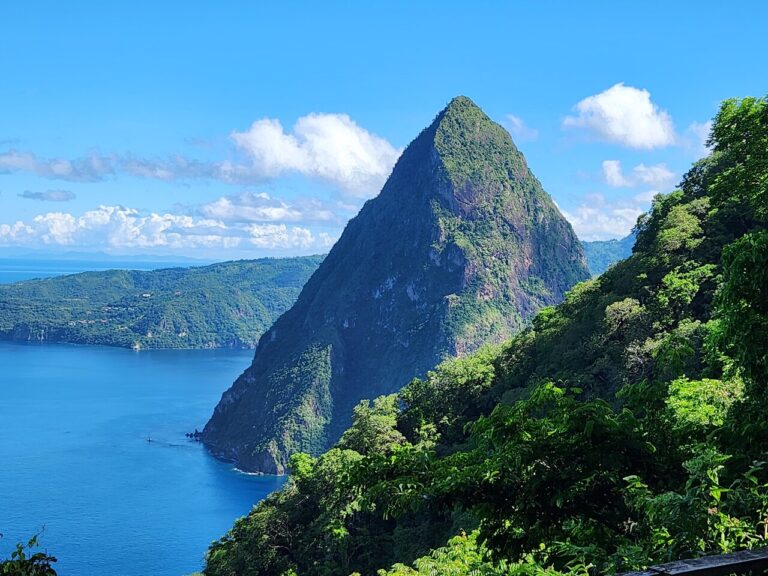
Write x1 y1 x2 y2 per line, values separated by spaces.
621 549 768 576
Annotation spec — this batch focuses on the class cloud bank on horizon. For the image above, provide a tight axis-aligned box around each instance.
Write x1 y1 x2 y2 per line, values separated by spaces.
0 204 337 255
0 83 714 255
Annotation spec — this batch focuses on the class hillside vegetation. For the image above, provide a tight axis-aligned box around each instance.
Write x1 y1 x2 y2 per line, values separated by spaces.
203 96 768 576
0 256 322 349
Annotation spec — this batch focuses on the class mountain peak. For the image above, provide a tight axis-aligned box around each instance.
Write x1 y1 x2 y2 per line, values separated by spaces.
381 95 521 209
442 94 482 114
429 95 493 141
203 97 589 474
385 95 528 216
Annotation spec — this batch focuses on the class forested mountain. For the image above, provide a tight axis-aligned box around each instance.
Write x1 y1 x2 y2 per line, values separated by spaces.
202 96 590 475
582 233 636 276
203 96 768 576
0 256 322 349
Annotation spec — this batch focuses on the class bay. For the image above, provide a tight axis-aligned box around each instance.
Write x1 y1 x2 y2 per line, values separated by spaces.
0 341 283 576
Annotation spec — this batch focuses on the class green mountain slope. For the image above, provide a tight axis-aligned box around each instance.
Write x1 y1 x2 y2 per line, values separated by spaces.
0 256 323 349
202 96 589 474
582 232 636 275
203 96 768 576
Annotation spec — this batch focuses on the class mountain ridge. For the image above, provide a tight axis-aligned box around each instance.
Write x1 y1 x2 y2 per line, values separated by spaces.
582 232 636 276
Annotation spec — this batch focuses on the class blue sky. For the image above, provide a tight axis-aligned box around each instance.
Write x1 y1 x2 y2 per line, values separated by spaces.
1 1 766 259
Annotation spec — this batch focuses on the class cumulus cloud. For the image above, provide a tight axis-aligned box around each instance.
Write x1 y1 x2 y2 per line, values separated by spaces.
230 113 401 197
633 163 676 187
0 150 115 182
198 191 338 224
633 190 660 204
504 114 539 141
245 223 335 250
561 189 662 241
602 160 632 187
0 205 338 254
685 120 713 158
563 83 676 149
602 160 676 189
19 189 76 202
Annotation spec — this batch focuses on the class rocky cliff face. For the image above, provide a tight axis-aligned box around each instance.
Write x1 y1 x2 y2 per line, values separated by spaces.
202 96 590 473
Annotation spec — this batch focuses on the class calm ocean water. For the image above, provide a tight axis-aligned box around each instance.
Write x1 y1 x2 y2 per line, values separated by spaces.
0 258 201 284
0 342 283 576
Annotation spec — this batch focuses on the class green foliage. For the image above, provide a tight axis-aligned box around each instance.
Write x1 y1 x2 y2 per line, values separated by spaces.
376 531 532 576
398 345 499 445
204 95 768 576
666 377 743 430
430 384 661 565
708 97 768 465
709 96 768 219
624 452 768 560
0 256 322 349
339 396 405 456
654 264 715 321
655 198 708 257
717 230 768 385
0 535 57 576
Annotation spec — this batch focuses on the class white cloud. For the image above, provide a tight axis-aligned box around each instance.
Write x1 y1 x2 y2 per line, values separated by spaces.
504 114 539 141
602 160 631 187
686 120 713 158
246 223 325 250
633 163 676 188
563 83 676 149
0 205 337 254
231 113 402 197
231 119 306 178
602 160 676 189
633 189 660 204
561 190 658 241
0 112 400 199
0 221 34 240
316 232 336 248
198 191 337 224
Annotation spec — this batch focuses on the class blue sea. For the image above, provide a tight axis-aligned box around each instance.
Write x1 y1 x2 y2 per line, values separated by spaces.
0 342 283 576
0 258 199 284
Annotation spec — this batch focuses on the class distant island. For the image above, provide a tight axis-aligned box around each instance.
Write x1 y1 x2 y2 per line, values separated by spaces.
0 256 323 349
